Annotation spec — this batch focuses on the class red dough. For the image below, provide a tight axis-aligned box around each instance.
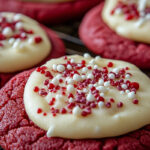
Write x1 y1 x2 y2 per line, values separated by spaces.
79 3 150 69
0 0 102 24
0 70 150 150
0 26 65 89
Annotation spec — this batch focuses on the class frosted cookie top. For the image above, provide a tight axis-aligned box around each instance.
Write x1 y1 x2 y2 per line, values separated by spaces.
0 12 51 73
102 0 150 44
24 54 150 139
22 0 74 3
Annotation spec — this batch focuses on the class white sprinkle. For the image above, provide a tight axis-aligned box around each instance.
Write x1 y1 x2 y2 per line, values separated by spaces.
83 88 88 93
138 0 147 12
108 73 115 79
121 84 127 89
113 68 120 74
56 74 61 80
94 83 97 87
104 81 110 87
70 58 75 63
13 39 21 48
135 17 145 27
88 84 93 88
87 73 94 79
69 98 74 103
67 64 72 70
52 64 57 71
8 38 15 44
67 78 74 84
97 86 107 93
51 78 59 85
146 14 150 19
73 74 82 82
57 65 65 72
98 101 104 108
13 14 22 21
125 74 130 79
78 64 82 67
67 85 74 93
120 91 124 95
93 65 98 69
86 93 95 101
100 93 104 97
72 106 82 116
2 27 13 37
82 67 88 73
28 38 34 44
47 126 55 137
125 90 130 93
95 56 101 61
128 91 135 99
81 75 86 80
15 22 23 30
56 95 63 101
98 79 104 85
89 59 95 65
115 8 122 15
84 53 91 58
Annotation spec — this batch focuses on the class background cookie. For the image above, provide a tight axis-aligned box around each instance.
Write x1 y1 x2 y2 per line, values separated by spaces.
0 25 65 88
0 0 102 24
79 3 150 69
0 68 150 150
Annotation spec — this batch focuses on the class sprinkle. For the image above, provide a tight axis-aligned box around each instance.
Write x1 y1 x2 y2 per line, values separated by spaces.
51 78 59 85
67 64 72 70
84 53 91 58
73 74 82 82
81 75 86 80
34 36 43 43
69 98 74 103
47 126 55 137
8 38 15 44
97 86 107 93
108 73 115 79
82 67 88 73
113 68 120 73
128 91 135 99
98 79 104 85
86 93 95 101
89 59 95 65
52 64 57 71
67 78 74 84
100 93 104 97
98 101 104 108
72 106 82 116
28 38 34 44
120 91 124 95
13 13 22 21
37 108 42 114
95 56 101 61
121 84 127 89
133 99 139 104
117 102 123 108
104 81 110 87
125 74 131 79
125 90 130 93
67 85 74 93
87 73 94 79
2 27 13 37
70 58 75 63
15 22 23 29
94 65 98 69
57 65 65 72
107 62 113 67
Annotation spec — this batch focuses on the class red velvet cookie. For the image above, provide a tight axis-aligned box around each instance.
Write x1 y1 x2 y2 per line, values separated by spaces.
0 0 102 24
0 68 150 150
79 3 150 69
0 14 65 89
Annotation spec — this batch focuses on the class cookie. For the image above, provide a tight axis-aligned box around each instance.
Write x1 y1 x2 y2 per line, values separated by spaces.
0 0 102 24
79 2 150 69
0 54 150 149
0 13 65 88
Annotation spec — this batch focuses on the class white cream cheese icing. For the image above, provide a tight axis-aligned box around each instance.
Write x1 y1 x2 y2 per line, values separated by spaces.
102 0 150 44
0 12 51 73
24 54 150 139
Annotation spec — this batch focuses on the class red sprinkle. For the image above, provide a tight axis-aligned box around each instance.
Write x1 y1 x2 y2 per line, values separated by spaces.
33 86 39 92
105 102 111 108
34 36 43 43
43 112 47 116
133 99 139 104
117 102 123 108
107 62 113 67
37 108 42 114
130 82 139 90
